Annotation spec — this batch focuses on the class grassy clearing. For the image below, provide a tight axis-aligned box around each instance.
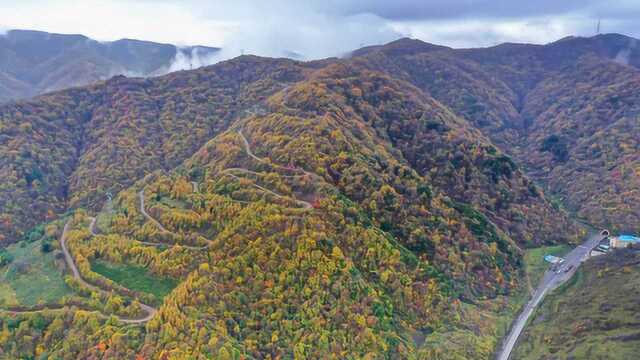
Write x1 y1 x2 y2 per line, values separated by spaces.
0 240 72 306
91 260 178 300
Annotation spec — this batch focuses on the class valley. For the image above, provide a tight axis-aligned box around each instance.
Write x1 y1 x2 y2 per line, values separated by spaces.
498 233 604 360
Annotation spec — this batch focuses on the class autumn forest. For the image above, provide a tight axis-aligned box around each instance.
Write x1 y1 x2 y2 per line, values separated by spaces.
0 33 639 359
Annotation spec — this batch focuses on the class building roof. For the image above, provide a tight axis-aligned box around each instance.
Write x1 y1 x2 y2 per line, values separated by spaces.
618 235 640 242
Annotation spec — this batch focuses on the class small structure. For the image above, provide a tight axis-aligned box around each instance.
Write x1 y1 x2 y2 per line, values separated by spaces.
545 255 565 273
610 235 640 249
544 255 564 264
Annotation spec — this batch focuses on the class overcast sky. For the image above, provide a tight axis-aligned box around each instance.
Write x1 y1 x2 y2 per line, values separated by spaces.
1 0 639 60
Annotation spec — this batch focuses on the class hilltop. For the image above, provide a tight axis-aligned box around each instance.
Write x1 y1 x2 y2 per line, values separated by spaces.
352 33 640 232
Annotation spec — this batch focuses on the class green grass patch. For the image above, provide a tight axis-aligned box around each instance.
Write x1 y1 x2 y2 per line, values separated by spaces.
0 283 18 306
91 260 178 300
0 239 72 306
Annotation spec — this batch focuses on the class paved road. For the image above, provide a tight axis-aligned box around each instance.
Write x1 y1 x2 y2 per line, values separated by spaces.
496 233 603 360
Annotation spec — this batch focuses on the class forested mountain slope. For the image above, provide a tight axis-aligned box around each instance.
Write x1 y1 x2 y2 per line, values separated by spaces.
0 59 579 359
2 34 637 358
0 29 220 103
0 48 581 248
0 56 311 244
516 57 640 232
353 34 640 232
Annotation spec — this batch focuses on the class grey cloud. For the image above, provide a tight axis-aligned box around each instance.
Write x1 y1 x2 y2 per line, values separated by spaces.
177 0 640 58
211 12 401 61
321 0 599 21
2 0 640 61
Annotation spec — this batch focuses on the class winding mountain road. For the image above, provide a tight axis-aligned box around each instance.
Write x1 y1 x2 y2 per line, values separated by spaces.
2 128 317 324
1 219 157 324
237 129 321 181
496 233 603 360
221 172 312 209
88 216 98 236
137 190 213 249
138 190 170 233
238 128 266 164
0 306 74 317
64 219 157 324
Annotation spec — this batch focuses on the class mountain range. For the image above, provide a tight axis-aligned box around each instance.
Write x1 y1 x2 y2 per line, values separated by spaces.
0 29 220 103
0 32 638 358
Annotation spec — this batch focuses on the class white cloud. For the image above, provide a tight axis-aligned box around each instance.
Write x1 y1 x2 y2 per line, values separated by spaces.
212 12 401 61
165 47 222 73
0 0 232 46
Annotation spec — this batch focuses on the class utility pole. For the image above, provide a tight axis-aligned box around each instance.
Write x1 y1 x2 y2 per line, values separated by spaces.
596 18 601 34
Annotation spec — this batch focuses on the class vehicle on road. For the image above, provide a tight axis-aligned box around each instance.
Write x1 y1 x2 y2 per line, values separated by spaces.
544 255 565 264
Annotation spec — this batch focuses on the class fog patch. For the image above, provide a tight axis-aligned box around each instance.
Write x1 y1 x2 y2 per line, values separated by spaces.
165 46 220 72
210 12 402 62
614 38 638 65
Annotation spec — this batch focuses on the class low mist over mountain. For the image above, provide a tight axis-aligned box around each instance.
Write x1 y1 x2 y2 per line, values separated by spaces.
0 29 220 103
